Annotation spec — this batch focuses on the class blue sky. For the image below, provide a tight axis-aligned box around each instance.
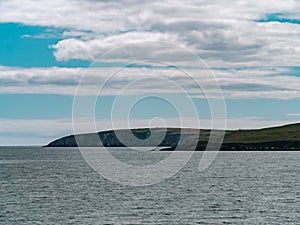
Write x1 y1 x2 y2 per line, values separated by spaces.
1 0 300 145
0 23 90 68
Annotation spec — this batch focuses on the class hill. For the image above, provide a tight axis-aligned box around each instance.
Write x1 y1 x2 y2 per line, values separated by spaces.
45 123 300 150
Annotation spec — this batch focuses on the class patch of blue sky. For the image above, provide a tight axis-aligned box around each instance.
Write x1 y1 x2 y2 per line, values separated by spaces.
0 94 203 120
117 95 180 119
0 94 73 119
222 98 300 120
0 23 91 68
288 67 300 77
256 13 300 24
210 67 250 71
1 94 299 122
76 94 188 120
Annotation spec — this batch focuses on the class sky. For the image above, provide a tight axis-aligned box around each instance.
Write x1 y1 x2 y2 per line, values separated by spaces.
0 0 300 145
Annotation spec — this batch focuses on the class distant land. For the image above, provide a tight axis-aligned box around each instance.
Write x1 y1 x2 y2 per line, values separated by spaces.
45 123 300 151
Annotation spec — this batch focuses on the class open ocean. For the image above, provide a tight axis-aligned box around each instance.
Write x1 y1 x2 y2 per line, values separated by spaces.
0 147 299 224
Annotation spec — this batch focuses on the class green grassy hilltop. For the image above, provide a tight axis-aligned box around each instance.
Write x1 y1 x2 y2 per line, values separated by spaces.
224 123 300 143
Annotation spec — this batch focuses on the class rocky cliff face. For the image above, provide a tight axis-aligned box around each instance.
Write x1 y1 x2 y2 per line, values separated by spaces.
46 128 191 148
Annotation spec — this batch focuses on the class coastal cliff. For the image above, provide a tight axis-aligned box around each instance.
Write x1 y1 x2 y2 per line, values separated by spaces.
45 123 300 150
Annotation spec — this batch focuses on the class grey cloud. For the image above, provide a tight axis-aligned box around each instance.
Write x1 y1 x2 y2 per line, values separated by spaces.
151 20 229 33
27 76 79 86
221 83 289 92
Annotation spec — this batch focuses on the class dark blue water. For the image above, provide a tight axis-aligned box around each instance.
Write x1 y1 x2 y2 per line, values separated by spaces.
0 147 299 224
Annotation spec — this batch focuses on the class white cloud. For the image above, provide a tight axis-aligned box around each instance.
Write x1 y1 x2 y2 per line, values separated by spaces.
49 16 300 67
0 66 84 95
1 65 300 99
1 0 300 67
51 33 179 61
287 113 300 117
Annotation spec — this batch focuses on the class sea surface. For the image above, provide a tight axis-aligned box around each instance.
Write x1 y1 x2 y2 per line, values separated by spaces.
0 147 299 224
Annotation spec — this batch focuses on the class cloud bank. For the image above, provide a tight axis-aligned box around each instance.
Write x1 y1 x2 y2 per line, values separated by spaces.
0 65 300 99
1 0 300 68
0 0 300 99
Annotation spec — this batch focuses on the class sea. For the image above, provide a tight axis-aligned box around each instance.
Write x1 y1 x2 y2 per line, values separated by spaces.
0 147 299 224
